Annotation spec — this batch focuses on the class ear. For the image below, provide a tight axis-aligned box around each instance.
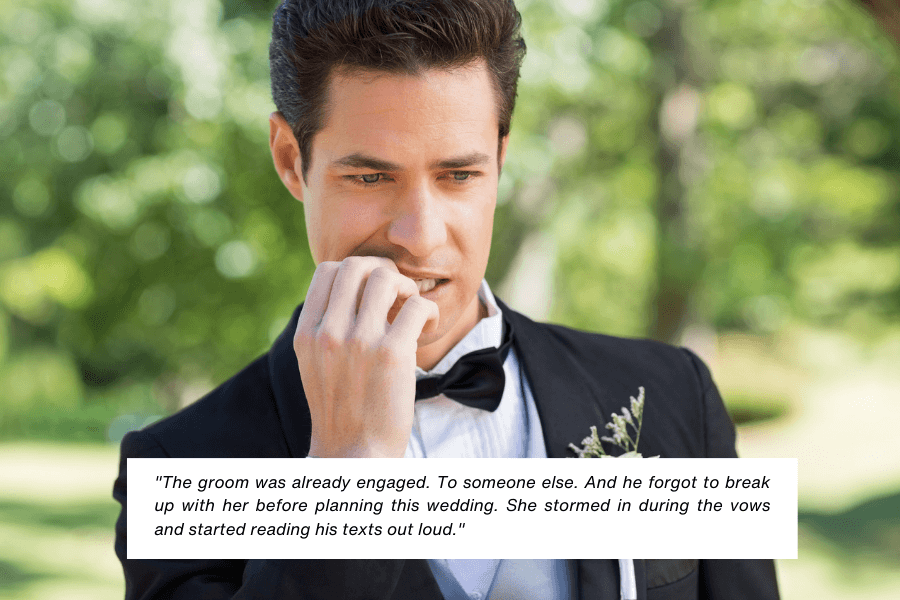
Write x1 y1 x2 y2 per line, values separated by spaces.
269 112 305 202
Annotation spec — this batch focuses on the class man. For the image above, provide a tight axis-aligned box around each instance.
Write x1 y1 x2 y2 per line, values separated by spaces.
114 1 781 598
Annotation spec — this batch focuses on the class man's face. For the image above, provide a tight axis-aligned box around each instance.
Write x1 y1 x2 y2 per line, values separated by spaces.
274 60 506 359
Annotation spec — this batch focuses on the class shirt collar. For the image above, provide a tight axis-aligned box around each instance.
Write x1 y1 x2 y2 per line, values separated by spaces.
415 279 503 379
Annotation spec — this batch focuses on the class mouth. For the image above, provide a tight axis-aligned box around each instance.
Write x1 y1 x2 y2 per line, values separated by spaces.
412 278 449 294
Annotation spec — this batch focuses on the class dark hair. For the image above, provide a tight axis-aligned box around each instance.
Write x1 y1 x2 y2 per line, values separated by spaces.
269 0 526 181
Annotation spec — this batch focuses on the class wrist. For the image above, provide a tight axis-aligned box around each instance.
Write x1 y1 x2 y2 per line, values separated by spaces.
307 440 405 458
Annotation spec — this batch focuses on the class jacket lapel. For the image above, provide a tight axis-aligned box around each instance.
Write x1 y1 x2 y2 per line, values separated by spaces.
498 298 643 600
497 298 620 459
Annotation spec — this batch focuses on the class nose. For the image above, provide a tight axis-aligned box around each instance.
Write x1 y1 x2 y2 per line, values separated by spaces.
386 181 447 258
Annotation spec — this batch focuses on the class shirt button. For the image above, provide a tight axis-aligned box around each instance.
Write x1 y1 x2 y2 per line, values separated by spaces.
470 593 483 600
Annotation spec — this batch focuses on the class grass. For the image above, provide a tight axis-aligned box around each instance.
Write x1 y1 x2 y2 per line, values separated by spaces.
0 442 123 600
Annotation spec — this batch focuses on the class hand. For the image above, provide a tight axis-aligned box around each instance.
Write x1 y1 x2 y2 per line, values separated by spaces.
294 256 439 458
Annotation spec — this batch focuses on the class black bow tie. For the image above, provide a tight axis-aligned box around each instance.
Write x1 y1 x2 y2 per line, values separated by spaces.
414 313 514 412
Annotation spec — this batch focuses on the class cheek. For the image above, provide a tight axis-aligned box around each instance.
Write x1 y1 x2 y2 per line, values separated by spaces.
339 202 383 247
448 193 494 294
470 195 496 262
302 202 325 263
310 196 383 262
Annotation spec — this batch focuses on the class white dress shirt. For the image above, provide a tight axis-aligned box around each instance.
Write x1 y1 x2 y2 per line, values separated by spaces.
408 280 573 600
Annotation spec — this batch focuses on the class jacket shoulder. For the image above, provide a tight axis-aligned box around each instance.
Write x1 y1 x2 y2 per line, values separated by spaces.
133 353 290 458
531 320 707 392
513 314 729 458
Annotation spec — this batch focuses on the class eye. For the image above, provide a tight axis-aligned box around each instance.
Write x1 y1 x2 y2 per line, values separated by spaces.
452 172 471 181
360 173 382 184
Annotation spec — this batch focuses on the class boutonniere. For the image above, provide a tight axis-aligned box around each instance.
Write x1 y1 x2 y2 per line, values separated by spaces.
569 386 656 458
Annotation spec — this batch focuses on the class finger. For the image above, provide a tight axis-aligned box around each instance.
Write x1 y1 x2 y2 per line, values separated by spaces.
297 261 340 331
386 295 440 347
355 267 419 337
323 256 397 330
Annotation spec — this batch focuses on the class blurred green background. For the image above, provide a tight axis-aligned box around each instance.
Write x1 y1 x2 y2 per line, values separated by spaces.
1 0 899 597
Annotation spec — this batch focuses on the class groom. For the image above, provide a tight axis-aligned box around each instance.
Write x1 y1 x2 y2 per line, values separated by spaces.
114 0 780 598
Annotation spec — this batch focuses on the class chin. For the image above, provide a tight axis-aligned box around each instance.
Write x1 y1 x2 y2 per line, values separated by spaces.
415 322 449 347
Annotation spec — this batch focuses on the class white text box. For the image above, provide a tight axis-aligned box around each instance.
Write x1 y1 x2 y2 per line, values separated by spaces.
128 458 797 559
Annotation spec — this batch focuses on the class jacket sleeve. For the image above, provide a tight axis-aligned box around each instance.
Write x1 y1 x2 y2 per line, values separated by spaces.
113 430 415 600
682 348 782 600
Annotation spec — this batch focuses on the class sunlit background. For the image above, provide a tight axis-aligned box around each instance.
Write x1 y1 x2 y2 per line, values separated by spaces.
2 0 899 598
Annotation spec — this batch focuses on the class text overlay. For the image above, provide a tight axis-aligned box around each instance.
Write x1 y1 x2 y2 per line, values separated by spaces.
128 458 797 559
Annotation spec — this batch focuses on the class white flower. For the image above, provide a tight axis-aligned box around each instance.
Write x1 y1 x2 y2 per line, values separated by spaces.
629 387 645 420
570 387 649 458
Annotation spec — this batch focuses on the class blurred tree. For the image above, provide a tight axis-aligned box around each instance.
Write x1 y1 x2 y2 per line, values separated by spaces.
856 0 900 44
502 0 900 345
1 0 295 432
646 4 704 343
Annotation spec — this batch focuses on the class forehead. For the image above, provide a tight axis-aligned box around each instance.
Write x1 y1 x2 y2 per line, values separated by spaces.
313 61 500 164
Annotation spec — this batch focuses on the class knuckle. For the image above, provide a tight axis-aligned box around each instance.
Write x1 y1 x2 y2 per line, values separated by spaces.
375 341 403 365
345 333 372 355
313 262 340 282
293 327 313 350
368 266 395 283
316 328 343 352
404 295 428 310
341 256 367 271
397 274 419 291
316 260 340 272
374 256 397 270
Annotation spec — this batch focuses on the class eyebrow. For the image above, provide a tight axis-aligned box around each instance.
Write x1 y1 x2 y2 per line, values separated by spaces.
431 152 492 170
331 152 492 172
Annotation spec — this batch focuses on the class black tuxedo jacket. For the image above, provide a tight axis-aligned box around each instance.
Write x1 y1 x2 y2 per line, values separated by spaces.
113 298 780 599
